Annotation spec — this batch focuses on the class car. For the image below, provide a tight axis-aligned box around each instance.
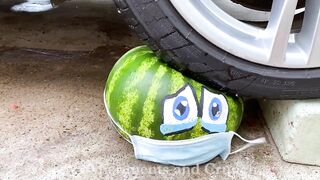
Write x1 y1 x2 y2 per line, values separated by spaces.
114 0 320 99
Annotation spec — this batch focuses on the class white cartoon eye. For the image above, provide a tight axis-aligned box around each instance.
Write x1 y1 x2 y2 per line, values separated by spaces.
200 88 228 133
160 85 198 135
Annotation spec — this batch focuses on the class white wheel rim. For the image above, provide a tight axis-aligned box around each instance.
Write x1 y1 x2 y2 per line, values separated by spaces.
170 0 320 68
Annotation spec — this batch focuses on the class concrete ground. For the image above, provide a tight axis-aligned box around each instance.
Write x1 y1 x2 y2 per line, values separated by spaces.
0 1 318 179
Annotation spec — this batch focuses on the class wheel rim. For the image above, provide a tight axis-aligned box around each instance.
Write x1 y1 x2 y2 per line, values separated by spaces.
170 0 320 68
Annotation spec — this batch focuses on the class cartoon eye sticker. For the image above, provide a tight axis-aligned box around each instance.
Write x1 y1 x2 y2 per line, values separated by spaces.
200 87 228 133
160 84 199 135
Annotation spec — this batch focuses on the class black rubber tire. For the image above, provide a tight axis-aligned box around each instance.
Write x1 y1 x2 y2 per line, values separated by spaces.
114 0 320 100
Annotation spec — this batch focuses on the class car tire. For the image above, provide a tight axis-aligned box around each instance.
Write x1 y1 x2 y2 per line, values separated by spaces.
114 0 320 99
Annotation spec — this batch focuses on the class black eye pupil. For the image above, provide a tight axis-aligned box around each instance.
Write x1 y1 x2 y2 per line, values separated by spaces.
176 102 186 116
211 103 220 117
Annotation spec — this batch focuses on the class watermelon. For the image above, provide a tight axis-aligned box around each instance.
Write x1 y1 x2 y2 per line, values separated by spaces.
104 46 244 141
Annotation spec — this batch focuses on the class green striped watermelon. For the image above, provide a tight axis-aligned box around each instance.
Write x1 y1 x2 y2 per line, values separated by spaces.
104 46 244 141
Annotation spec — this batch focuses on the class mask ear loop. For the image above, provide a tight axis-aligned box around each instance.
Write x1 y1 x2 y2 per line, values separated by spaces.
229 132 267 155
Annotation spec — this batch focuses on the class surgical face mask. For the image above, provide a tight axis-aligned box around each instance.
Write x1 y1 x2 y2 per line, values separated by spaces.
130 132 266 166
110 115 266 167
